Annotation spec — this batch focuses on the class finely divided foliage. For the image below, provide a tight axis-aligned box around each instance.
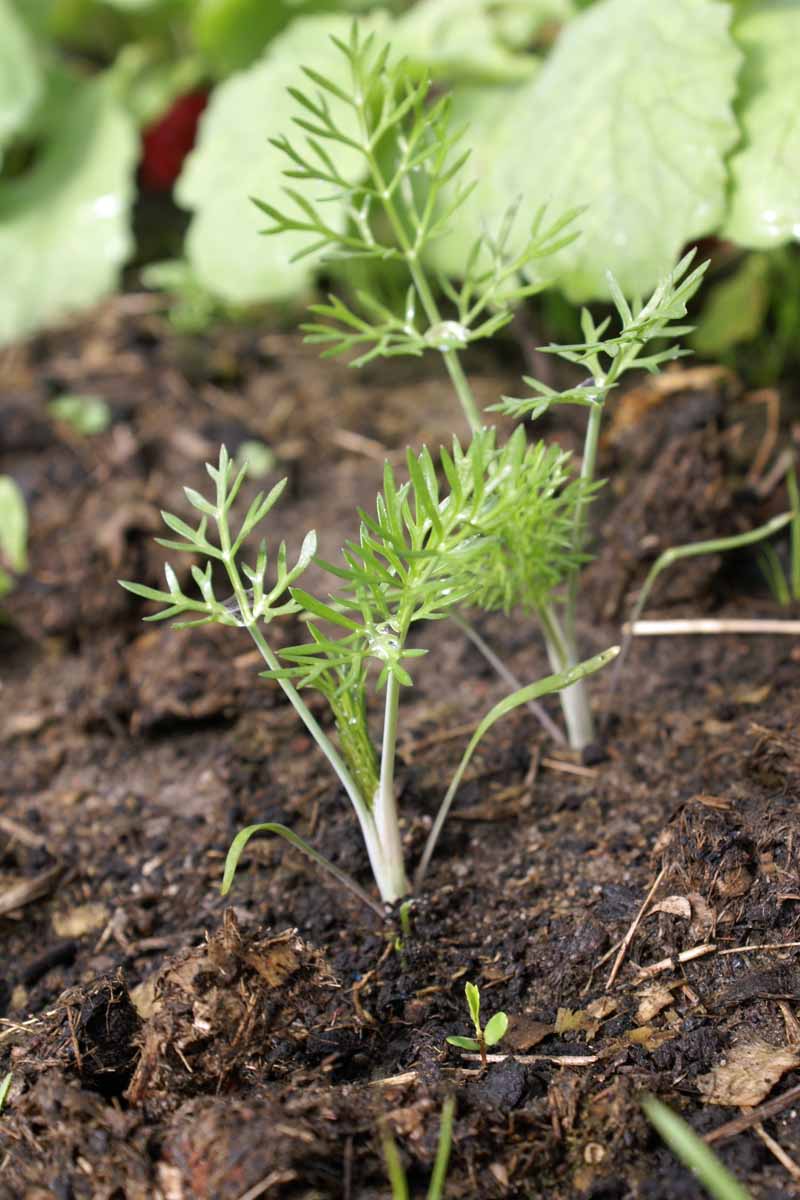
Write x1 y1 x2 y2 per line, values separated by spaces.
255 21 578 431
121 437 616 910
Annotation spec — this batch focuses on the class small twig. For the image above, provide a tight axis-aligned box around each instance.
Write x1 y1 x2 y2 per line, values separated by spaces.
459 1052 598 1066
606 866 667 990
369 1070 419 1088
632 944 717 982
351 940 393 1024
329 429 391 462
754 446 795 500
753 1121 800 1182
717 941 800 956
0 863 64 917
234 1171 298 1200
0 816 46 849
745 388 781 486
705 1083 800 1145
541 757 599 778
628 618 800 636
66 1006 82 1072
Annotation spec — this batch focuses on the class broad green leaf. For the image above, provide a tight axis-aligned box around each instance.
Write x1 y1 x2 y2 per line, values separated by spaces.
0 0 42 159
492 0 576 48
690 253 770 355
391 0 539 83
724 3 800 247
445 1035 480 1051
484 1011 508 1046
423 81 538 281
0 476 28 574
0 78 137 347
190 0 293 77
432 0 740 300
103 0 175 8
176 12 389 305
110 44 206 128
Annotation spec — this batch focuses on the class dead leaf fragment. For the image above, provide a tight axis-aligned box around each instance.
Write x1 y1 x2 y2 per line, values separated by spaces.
651 895 692 920
697 1038 800 1107
130 976 158 1020
52 903 108 938
555 1008 600 1039
733 683 771 706
506 1014 552 1052
688 892 716 939
586 997 618 1020
625 1026 677 1051
715 865 753 899
635 984 676 1025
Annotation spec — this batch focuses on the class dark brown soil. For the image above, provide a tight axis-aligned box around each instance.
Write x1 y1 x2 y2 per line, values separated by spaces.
1 299 799 1199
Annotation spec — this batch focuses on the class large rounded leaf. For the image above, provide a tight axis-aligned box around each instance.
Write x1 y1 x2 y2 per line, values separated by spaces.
724 3 800 247
391 0 540 83
176 13 389 306
0 0 42 158
190 0 293 77
430 0 740 300
0 78 137 346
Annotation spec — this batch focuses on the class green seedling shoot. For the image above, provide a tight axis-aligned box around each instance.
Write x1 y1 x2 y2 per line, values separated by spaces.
121 443 618 916
381 1094 455 1200
606 508 795 711
758 461 800 606
446 981 508 1068
256 22 579 436
642 1096 751 1200
257 23 759 755
0 1071 11 1112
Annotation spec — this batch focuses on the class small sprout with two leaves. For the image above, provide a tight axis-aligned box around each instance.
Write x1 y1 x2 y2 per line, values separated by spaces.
446 981 508 1068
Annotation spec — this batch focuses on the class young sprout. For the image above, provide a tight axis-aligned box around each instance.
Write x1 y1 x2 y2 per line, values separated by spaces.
256 21 578 434
254 22 729 755
121 445 618 918
642 1096 751 1200
495 251 710 750
446 981 508 1068
381 1095 455 1200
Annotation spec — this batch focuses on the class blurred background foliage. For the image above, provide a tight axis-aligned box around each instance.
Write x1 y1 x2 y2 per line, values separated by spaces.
0 0 798 384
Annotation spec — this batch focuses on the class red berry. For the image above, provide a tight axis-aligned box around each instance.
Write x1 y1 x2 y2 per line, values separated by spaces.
140 90 209 192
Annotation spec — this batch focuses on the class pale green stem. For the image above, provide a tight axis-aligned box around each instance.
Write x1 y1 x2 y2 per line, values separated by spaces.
539 602 595 751
356 107 482 433
543 393 605 751
217 518 396 899
373 672 410 902
442 349 482 434
246 619 400 904
564 396 604 647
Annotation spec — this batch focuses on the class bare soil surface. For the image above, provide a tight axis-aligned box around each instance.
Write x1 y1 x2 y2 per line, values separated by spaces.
1 299 799 1199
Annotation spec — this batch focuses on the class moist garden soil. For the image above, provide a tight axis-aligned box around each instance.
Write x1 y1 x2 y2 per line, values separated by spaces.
1 298 799 1199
